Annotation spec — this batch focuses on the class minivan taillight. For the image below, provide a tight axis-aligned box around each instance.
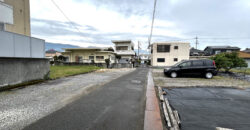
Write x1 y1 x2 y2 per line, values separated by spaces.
213 60 216 67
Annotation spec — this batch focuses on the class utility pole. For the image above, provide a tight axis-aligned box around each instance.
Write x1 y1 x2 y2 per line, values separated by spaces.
195 36 199 49
138 41 140 60
148 0 157 49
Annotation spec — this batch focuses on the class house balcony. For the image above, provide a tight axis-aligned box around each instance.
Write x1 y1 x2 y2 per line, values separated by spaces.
0 1 13 24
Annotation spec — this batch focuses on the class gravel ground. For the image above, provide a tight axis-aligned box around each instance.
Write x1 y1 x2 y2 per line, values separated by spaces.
0 68 135 130
152 69 250 88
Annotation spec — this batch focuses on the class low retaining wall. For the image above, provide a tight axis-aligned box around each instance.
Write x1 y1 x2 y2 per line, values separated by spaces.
190 56 211 60
111 63 133 68
55 62 107 68
0 57 50 89
54 62 133 68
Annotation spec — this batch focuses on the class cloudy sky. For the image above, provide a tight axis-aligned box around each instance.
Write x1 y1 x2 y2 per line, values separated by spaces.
30 0 250 51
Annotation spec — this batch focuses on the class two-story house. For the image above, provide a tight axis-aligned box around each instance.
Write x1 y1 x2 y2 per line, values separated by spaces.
204 46 240 56
151 42 190 66
112 40 136 63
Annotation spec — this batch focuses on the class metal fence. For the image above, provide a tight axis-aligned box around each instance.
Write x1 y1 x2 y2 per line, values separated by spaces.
0 31 45 58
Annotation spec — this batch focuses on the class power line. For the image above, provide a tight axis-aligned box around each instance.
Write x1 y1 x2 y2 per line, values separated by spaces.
51 0 82 33
148 0 157 48
51 0 95 44
198 37 250 40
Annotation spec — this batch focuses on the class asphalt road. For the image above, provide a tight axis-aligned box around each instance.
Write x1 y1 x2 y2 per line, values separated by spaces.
24 67 149 130
164 88 250 130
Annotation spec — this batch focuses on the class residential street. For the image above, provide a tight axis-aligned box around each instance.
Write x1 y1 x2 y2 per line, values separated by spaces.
24 67 149 130
0 69 135 130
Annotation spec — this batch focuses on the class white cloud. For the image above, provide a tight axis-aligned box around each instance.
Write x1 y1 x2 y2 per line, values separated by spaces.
30 0 250 51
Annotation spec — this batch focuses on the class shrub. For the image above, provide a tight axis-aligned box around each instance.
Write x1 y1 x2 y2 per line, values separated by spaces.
211 52 247 72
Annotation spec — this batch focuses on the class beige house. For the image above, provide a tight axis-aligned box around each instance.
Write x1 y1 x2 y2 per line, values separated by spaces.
0 0 30 36
62 47 116 63
151 42 190 66
112 40 136 63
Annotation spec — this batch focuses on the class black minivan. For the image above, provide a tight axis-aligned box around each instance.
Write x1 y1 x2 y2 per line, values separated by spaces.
164 59 217 79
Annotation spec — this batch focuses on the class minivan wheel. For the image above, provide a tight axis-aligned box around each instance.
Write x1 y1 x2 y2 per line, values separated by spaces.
170 72 177 78
205 72 213 79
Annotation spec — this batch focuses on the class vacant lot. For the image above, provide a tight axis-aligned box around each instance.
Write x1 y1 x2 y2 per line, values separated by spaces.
152 69 250 88
50 65 101 79
230 68 250 75
164 88 250 130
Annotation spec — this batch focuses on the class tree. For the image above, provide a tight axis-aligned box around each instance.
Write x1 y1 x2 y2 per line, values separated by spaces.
211 52 248 72
105 59 110 68
53 56 58 61
58 55 66 61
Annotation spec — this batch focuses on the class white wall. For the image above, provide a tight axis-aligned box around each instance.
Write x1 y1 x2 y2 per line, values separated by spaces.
151 42 190 66
0 31 45 58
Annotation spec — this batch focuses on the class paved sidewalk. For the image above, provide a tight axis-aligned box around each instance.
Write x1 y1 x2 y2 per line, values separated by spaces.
0 68 135 130
24 67 149 130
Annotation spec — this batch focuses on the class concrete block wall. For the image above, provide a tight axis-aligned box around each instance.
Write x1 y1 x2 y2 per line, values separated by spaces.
0 57 50 88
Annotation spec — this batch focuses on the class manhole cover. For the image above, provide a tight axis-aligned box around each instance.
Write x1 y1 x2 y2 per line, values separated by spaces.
131 80 142 84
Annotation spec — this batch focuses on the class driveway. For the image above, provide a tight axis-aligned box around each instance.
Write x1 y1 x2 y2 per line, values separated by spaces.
164 88 250 130
24 67 149 130
0 68 135 130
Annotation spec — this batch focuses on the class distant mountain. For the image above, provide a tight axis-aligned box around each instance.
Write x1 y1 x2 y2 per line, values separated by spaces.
45 42 80 52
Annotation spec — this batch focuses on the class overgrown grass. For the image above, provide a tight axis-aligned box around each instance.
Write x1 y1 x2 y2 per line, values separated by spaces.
50 65 102 79
230 68 250 75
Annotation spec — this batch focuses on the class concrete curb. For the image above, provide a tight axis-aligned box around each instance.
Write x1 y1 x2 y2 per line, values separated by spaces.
158 86 181 130
144 70 163 130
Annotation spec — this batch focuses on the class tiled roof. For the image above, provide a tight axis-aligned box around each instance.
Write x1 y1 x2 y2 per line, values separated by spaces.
205 46 240 50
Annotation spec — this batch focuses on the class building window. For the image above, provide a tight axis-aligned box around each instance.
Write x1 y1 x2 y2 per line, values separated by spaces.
157 45 170 52
174 46 178 49
96 56 104 60
157 58 165 62
174 58 178 62
116 46 128 51
89 56 94 60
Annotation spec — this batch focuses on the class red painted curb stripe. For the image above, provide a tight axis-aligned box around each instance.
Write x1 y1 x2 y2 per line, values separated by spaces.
144 70 163 130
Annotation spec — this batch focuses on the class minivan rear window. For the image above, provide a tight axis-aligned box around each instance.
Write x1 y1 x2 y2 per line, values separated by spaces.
192 60 204 66
205 60 213 66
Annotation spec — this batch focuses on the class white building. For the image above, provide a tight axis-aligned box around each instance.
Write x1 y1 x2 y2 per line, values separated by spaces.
151 42 190 66
112 40 136 63
139 54 151 64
